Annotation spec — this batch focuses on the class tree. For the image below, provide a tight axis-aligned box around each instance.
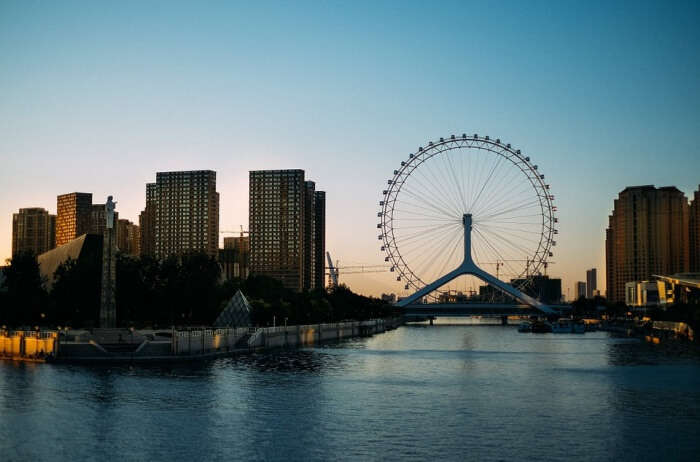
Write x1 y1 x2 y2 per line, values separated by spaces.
0 252 47 326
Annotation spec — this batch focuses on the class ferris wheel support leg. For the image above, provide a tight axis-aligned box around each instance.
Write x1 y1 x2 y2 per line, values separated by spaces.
396 213 556 315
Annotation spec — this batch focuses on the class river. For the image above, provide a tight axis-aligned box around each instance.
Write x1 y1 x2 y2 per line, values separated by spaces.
2 325 700 461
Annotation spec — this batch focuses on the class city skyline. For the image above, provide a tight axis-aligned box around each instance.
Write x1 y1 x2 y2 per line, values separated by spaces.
2 1 700 298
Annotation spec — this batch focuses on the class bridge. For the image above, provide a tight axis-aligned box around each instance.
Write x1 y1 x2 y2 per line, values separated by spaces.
396 214 558 318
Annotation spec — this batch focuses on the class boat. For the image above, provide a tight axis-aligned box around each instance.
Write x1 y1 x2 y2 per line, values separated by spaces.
551 318 585 334
517 321 532 333
531 320 552 333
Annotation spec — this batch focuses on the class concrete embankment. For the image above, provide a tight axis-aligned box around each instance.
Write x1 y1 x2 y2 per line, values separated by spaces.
1 318 403 363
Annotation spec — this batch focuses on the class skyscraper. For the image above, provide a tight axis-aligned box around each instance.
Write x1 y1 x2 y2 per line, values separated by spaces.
586 268 597 299
11 208 56 256
56 192 92 247
690 186 700 272
149 170 219 259
220 235 250 280
249 169 325 291
605 186 689 303
576 281 586 300
314 191 326 290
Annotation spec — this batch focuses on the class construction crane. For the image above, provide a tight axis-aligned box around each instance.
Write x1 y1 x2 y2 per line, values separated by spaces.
220 225 249 238
326 251 390 288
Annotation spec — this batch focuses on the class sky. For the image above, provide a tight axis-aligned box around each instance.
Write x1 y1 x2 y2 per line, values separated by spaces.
1 0 699 299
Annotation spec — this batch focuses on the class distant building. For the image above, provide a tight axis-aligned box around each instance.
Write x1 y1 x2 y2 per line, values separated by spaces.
381 293 397 304
220 235 250 280
11 207 56 256
606 186 689 303
249 169 325 291
690 186 700 272
56 192 92 247
586 268 597 299
139 183 157 257
510 275 562 305
625 280 665 308
116 219 140 256
146 171 220 259
576 281 586 299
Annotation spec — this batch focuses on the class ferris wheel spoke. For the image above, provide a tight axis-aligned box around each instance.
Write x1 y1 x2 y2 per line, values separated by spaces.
393 200 459 222
477 224 543 245
414 157 463 217
399 186 458 219
393 222 461 247
472 164 528 217
478 198 541 222
408 226 463 283
402 172 462 218
433 230 466 286
442 149 468 212
473 228 522 280
470 153 504 213
477 223 543 235
476 227 537 263
473 178 535 219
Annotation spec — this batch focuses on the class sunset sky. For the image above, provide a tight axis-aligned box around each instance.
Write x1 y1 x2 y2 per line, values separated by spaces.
1 0 699 298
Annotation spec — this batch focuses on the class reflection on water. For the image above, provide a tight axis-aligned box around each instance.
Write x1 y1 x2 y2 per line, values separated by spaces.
1 326 700 461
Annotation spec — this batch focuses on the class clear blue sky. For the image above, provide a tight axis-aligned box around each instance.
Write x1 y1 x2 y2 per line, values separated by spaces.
1 0 699 297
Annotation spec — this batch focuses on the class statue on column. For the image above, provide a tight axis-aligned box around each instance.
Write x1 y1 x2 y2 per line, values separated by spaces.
105 195 116 229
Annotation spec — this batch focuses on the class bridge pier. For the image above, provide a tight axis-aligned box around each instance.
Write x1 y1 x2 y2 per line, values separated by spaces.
429 318 434 326
501 315 508 326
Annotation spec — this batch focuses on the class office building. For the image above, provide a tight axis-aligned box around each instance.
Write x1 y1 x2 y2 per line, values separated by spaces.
117 219 140 256
606 186 689 303
56 192 92 247
148 170 219 259
691 186 700 272
586 268 597 299
11 208 56 256
576 281 586 300
249 169 325 291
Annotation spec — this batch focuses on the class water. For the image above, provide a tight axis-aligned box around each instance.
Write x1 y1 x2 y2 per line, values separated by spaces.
2 326 700 461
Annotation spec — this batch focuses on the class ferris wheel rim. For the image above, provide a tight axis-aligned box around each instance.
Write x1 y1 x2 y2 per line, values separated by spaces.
379 134 556 295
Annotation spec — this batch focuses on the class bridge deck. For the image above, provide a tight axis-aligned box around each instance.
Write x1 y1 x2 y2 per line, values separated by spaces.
401 303 569 317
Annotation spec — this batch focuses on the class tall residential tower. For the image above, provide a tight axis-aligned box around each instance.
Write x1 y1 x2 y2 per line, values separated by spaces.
605 186 689 303
11 208 56 256
249 169 325 291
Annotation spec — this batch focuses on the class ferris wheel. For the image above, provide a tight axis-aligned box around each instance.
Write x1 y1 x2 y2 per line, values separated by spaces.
378 133 557 301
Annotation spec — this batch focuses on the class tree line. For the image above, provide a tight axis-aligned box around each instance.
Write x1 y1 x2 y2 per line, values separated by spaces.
0 251 397 329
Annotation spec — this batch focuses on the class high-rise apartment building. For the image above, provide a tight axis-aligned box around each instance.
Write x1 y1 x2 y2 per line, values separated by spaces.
117 219 140 256
147 170 219 259
139 183 157 257
605 186 689 303
586 268 597 299
303 181 317 290
576 281 586 300
12 208 56 256
56 192 92 247
249 170 325 291
314 191 326 290
690 186 700 272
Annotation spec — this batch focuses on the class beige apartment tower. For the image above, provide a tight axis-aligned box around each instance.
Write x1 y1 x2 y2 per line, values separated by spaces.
12 208 56 256
605 186 689 303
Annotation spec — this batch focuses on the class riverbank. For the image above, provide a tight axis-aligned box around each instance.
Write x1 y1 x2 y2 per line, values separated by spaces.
600 319 696 344
0 318 403 363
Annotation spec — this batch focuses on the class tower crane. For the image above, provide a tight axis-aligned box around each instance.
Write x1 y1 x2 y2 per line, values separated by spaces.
325 251 390 288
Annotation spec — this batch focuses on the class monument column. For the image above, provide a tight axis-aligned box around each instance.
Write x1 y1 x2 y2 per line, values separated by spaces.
100 196 117 328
